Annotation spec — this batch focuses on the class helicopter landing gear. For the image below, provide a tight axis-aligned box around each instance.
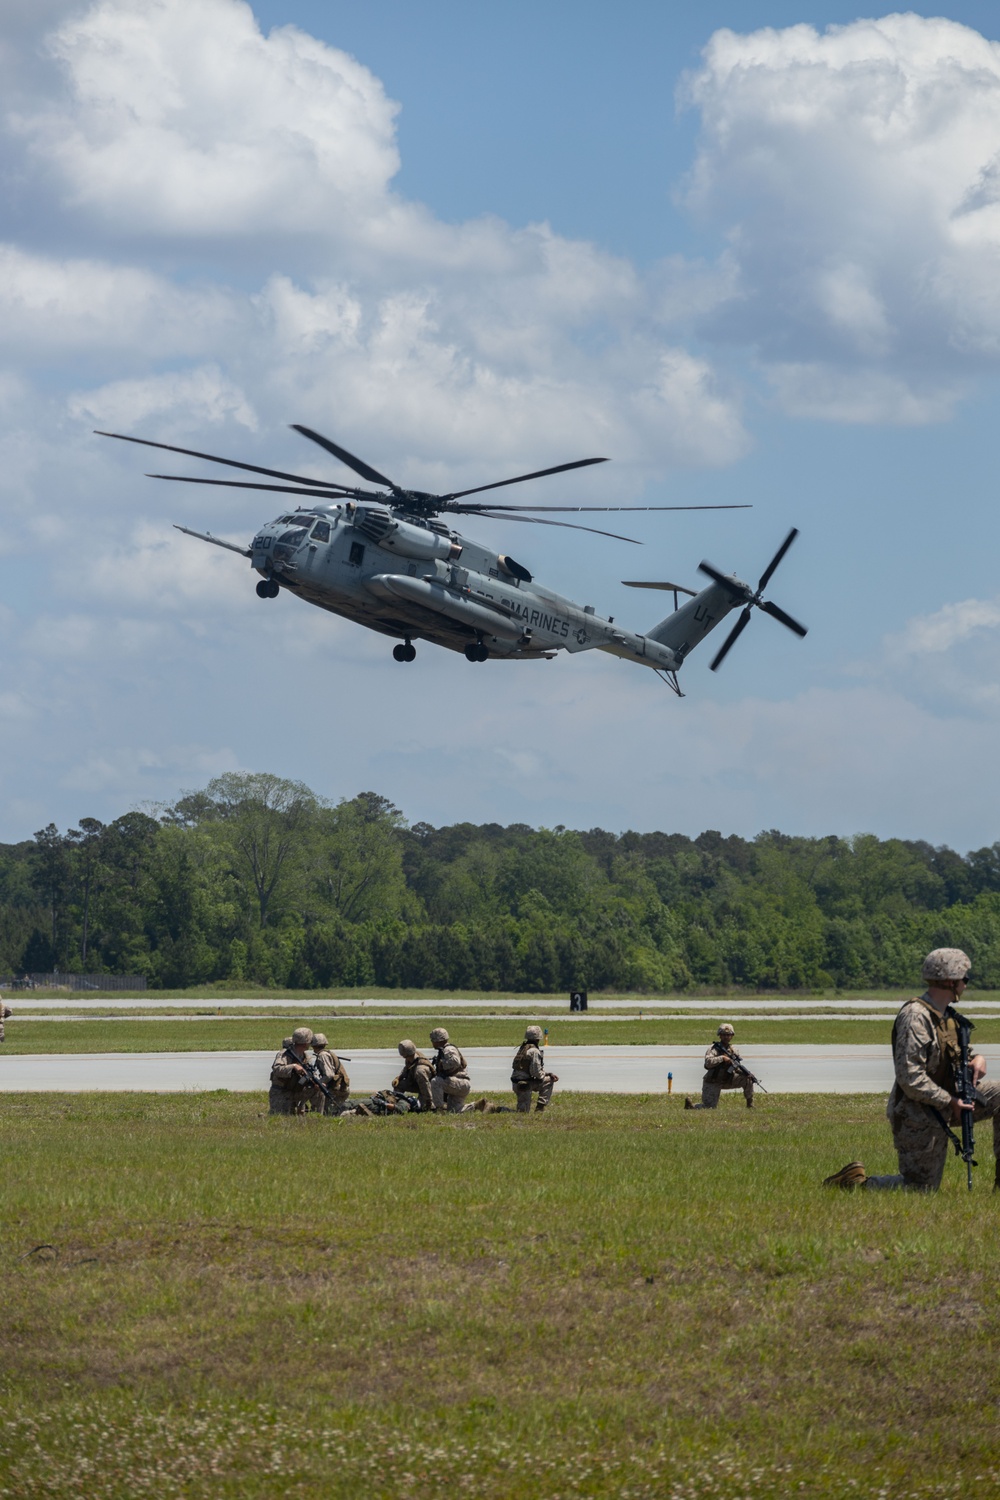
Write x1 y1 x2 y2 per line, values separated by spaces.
464 640 489 662
256 578 280 598
393 639 416 663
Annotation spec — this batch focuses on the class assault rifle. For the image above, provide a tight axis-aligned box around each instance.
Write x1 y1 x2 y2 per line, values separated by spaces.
718 1044 768 1094
951 1007 978 1191
283 1046 332 1104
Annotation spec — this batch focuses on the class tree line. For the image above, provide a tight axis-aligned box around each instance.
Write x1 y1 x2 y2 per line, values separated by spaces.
1 772 998 990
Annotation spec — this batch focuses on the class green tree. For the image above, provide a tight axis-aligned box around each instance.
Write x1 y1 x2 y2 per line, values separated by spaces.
207 773 318 930
310 792 411 923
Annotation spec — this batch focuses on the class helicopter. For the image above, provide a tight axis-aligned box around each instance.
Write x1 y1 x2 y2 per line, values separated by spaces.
96 424 807 695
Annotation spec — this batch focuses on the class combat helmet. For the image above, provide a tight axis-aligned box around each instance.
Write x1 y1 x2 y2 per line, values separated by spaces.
291 1026 314 1048
398 1039 417 1057
312 1033 328 1050
922 948 971 983
525 1025 543 1043
717 1024 735 1037
430 1027 449 1046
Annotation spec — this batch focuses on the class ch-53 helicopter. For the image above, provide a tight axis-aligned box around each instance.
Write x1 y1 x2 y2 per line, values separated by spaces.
97 424 807 695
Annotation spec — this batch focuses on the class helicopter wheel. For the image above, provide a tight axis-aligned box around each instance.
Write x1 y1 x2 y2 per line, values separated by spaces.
465 641 489 662
393 640 416 663
256 578 279 599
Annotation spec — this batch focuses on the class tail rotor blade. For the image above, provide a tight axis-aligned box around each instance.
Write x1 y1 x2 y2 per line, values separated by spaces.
759 599 808 637
757 527 798 592
709 606 753 671
290 426 397 489
698 560 746 598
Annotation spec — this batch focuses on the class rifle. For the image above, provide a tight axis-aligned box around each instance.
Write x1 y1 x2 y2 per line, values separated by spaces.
951 1007 978 1191
718 1044 768 1094
283 1046 332 1104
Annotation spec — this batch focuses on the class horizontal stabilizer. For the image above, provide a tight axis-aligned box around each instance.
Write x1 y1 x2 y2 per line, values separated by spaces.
173 524 251 558
622 580 696 596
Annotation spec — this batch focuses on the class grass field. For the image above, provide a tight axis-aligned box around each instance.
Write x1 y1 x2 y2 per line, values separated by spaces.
2 1092 999 1499
5 1014 1000 1054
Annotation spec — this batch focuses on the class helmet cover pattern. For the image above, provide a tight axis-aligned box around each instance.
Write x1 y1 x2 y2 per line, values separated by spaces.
921 948 972 982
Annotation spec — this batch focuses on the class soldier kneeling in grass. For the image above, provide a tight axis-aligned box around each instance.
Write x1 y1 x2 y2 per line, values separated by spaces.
825 948 1000 1193
510 1025 558 1113
268 1027 322 1115
685 1024 755 1110
310 1033 350 1115
393 1039 436 1113
429 1027 478 1113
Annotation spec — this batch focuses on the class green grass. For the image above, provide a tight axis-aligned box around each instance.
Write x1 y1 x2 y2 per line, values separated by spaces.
2 1093 999 1498
6 1014 1000 1053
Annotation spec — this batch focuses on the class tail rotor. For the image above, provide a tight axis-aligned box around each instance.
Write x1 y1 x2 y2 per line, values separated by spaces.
699 528 807 672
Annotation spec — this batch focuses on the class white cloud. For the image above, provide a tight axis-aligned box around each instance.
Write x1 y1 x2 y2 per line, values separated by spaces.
887 596 1000 658
681 15 1000 417
12 0 400 237
3 0 996 849
0 245 235 359
69 366 257 434
762 363 962 425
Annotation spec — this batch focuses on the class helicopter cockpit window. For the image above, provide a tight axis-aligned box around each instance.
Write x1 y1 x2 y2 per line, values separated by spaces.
277 515 300 524
278 528 308 547
311 521 331 543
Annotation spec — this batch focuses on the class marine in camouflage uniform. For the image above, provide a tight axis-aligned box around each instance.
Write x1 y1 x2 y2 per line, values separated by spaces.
429 1027 474 1113
393 1039 435 1112
685 1024 754 1109
510 1025 558 1113
310 1033 350 1115
825 949 1000 1192
0 1003 10 1043
268 1026 322 1116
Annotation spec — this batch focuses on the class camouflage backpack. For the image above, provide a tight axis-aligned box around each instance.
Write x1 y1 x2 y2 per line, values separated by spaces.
511 1042 534 1080
365 1090 424 1115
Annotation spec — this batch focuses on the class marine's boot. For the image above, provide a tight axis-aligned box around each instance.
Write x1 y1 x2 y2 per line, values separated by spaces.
746 1100 754 1109
993 1159 1000 1193
535 1102 546 1113
823 1161 867 1190
474 1097 491 1112
684 1097 699 1110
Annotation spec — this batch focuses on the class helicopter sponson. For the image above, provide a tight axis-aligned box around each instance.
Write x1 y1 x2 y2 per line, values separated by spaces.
97 425 806 691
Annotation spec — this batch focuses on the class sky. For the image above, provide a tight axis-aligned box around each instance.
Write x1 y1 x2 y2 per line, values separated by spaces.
1 0 999 848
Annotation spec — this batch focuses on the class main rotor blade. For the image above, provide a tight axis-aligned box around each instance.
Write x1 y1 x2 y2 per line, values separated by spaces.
759 599 808 637
290 426 397 489
709 606 753 672
757 527 799 592
460 509 641 544
449 501 751 513
147 474 355 500
443 456 608 502
95 430 337 488
698 560 747 598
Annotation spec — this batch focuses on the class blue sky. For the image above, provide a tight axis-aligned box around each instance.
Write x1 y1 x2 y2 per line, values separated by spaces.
1 0 999 847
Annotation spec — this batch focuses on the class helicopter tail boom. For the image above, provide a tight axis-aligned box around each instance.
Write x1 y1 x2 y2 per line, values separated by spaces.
644 580 742 664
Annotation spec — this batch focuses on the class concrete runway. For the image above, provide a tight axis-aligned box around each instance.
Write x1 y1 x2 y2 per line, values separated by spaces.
4 1044 1000 1094
10 995 1000 1013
